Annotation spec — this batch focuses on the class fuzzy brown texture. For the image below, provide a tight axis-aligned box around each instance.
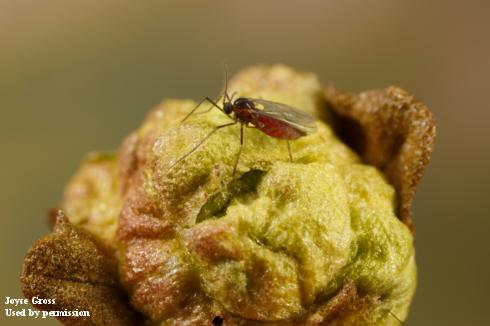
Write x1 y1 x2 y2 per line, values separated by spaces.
21 211 140 325
325 84 436 231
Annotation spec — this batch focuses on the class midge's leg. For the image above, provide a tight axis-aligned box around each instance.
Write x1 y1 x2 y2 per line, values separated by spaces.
180 96 226 124
232 123 244 176
388 311 405 325
168 121 237 171
287 141 293 162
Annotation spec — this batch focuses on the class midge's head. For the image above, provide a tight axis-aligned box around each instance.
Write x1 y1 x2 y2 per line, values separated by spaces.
222 90 240 115
223 101 233 115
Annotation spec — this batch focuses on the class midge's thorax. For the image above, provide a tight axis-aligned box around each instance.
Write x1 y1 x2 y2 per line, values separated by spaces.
228 97 256 123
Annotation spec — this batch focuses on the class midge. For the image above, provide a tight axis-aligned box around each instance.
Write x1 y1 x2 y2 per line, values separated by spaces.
169 67 318 175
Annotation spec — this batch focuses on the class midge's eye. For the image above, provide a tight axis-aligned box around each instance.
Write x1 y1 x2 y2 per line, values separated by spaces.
223 103 233 114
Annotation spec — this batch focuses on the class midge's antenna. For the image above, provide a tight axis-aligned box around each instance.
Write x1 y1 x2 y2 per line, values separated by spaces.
223 62 231 103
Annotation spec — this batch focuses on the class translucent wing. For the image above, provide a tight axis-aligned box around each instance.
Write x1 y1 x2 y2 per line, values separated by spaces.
251 98 318 134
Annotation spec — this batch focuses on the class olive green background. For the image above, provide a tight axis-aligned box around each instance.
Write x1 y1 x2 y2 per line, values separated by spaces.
1 1 489 325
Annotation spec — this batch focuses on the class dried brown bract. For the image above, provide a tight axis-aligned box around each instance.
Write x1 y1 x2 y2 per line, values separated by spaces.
325 84 436 231
21 211 139 325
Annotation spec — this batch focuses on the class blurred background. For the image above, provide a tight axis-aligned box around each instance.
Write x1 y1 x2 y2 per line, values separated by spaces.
1 1 489 325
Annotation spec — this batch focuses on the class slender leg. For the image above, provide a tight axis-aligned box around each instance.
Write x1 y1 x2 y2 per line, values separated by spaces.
388 311 404 325
168 121 237 171
180 96 224 124
232 123 244 176
287 140 293 162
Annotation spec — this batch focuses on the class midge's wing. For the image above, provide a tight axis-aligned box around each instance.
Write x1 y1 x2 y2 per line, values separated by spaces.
251 98 318 134
250 98 317 133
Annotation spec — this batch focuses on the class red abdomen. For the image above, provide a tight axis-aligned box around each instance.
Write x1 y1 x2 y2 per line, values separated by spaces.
252 115 305 140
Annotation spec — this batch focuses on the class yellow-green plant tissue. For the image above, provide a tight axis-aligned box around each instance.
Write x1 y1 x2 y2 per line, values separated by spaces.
23 65 429 326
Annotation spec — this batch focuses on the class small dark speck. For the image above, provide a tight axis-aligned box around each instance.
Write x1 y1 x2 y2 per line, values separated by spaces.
212 315 224 325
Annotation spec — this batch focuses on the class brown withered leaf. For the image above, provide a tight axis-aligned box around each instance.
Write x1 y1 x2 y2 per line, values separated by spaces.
325 85 436 231
21 211 140 325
